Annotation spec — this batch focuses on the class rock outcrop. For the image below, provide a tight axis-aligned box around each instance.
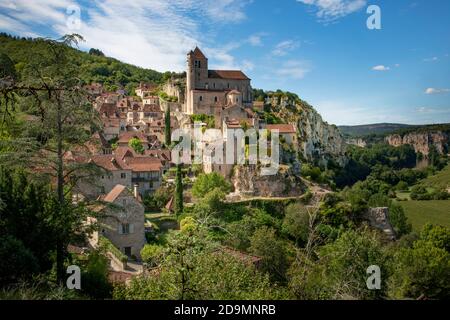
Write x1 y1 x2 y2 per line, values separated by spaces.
385 131 448 156
228 164 306 200
346 138 367 148
265 94 347 166
363 207 396 241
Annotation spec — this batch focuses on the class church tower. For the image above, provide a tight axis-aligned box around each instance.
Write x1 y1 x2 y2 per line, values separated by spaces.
186 47 208 113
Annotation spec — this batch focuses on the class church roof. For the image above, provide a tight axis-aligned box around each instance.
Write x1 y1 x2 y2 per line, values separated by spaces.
191 46 207 60
208 70 250 80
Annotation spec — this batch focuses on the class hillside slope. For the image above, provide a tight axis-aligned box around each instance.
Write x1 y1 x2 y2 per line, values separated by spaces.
0 32 166 94
338 123 414 137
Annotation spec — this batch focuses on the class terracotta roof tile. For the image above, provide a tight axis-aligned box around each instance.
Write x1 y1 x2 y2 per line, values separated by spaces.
103 184 127 203
208 70 250 80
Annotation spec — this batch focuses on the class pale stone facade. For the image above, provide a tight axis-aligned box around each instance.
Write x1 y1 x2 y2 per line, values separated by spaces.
185 47 253 115
97 185 146 260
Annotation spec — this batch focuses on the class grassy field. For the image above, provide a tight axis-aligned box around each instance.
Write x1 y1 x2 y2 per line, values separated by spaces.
399 200 450 231
145 212 179 232
421 164 450 189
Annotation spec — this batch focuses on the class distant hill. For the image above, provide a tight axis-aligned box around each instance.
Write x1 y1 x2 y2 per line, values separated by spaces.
338 123 414 137
0 32 180 94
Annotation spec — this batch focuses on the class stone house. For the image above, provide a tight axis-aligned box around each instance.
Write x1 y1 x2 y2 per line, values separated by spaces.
95 184 146 260
135 82 158 99
83 146 163 198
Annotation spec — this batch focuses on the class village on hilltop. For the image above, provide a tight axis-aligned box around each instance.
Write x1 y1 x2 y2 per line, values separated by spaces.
72 47 298 279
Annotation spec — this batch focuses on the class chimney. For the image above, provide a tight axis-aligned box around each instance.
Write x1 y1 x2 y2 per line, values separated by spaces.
133 184 139 199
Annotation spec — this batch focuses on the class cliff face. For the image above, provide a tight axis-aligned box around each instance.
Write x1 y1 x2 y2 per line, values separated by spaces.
265 95 347 166
228 165 306 201
385 131 448 156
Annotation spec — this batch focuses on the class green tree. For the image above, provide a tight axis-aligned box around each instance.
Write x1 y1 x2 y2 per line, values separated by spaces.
191 172 232 198
312 228 388 300
282 203 310 246
250 226 289 283
128 137 144 154
0 53 17 80
164 106 171 147
174 164 183 215
140 244 164 267
388 224 450 299
388 203 412 237
0 35 101 283
113 226 285 300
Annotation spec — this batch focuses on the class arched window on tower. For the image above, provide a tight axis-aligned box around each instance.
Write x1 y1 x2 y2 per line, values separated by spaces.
214 96 218 102
199 96 203 102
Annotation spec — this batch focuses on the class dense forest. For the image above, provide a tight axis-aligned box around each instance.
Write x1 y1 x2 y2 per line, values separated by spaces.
0 34 449 300
0 33 184 95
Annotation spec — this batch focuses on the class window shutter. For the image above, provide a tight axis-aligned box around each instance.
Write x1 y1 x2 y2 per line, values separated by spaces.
130 224 134 234
118 223 123 234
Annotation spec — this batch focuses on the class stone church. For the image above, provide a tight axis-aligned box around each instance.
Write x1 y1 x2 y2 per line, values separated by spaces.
184 47 253 115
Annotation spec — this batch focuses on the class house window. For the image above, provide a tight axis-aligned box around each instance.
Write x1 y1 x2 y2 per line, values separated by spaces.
213 83 216 88
122 199 127 206
121 223 130 234
121 173 126 179
199 96 203 102
214 96 218 102
227 83 230 89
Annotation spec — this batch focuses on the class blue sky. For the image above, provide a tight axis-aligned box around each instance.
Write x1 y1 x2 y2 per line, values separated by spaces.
0 0 449 125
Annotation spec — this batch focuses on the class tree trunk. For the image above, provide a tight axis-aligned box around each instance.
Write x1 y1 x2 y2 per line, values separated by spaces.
56 97 65 284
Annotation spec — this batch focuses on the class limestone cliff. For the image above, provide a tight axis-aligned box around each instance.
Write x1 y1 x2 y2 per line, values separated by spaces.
264 93 347 166
385 131 448 156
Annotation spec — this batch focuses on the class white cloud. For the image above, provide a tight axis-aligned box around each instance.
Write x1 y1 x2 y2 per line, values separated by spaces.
372 65 390 71
271 40 299 56
297 0 367 22
0 0 251 72
423 56 439 62
425 88 450 95
275 60 310 79
248 35 262 46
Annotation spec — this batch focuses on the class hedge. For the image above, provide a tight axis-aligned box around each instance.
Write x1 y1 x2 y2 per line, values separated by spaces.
98 236 128 263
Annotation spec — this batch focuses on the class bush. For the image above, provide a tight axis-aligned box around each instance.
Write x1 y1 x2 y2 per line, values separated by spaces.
81 252 112 299
388 225 450 299
0 236 39 286
98 236 128 263
140 244 164 267
191 172 232 198
410 185 430 200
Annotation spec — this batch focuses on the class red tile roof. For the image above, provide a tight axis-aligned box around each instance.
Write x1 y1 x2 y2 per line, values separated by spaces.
91 155 129 171
208 70 250 80
124 157 162 172
103 184 127 203
117 132 148 144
